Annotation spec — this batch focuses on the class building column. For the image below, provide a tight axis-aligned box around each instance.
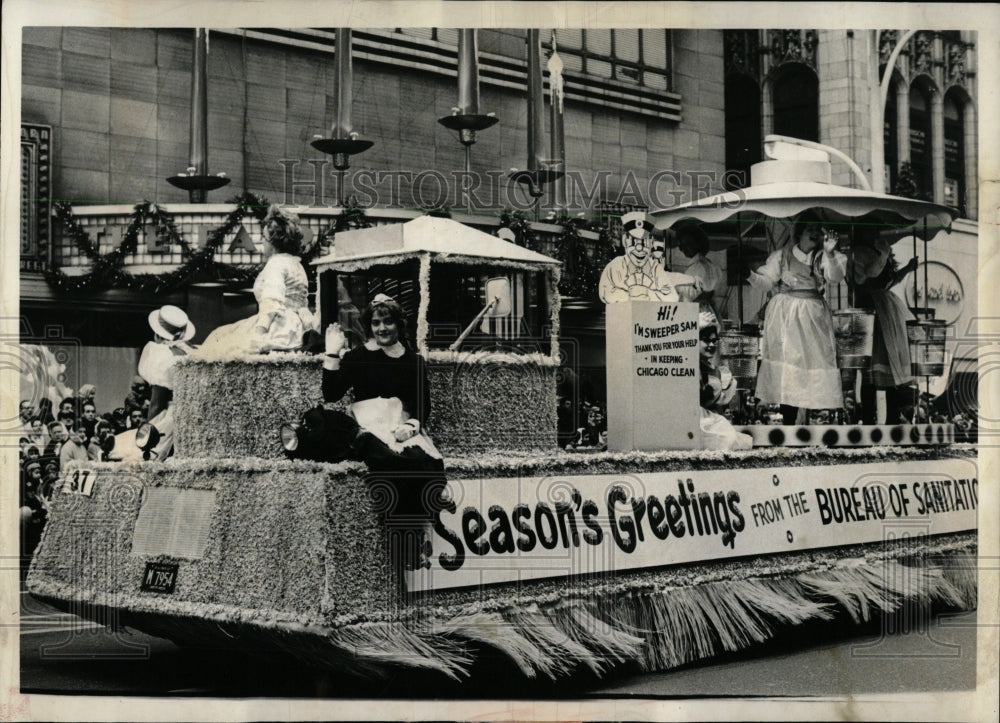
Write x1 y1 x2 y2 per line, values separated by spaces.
896 81 910 164
930 90 945 205
761 79 774 139
963 101 977 219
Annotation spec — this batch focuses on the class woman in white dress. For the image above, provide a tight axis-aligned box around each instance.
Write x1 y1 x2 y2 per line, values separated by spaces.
749 211 848 424
196 205 318 358
125 304 196 461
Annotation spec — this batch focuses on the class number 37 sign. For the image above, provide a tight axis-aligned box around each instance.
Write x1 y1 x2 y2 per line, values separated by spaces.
61 468 97 497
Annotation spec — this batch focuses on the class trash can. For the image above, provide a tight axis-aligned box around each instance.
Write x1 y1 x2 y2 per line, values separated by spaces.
832 308 875 369
720 327 760 389
907 319 948 377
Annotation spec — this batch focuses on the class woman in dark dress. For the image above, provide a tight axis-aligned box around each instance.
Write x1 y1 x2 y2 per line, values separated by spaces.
847 226 920 423
322 293 444 571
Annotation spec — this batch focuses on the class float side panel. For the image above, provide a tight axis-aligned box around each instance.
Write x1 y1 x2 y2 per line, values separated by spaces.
173 357 325 459
27 460 377 625
427 360 557 455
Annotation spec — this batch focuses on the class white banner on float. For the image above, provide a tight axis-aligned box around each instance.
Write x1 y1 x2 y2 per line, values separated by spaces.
406 457 979 592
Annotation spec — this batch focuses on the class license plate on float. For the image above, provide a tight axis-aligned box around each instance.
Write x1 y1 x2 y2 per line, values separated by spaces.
140 561 179 593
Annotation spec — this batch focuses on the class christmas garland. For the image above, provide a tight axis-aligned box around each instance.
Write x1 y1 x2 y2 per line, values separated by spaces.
551 215 617 300
497 210 617 300
498 209 535 250
312 196 374 246
46 194 376 295
47 192 272 294
306 198 374 284
48 196 615 301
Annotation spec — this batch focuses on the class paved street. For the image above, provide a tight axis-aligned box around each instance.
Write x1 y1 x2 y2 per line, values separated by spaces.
18 588 977 699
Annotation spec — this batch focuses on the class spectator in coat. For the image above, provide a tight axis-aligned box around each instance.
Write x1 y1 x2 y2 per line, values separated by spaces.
57 397 76 422
79 401 99 443
124 376 151 416
20 460 49 569
107 408 128 434
43 422 68 462
60 426 91 468
27 417 49 449
36 398 55 426
19 400 36 435
127 408 145 430
77 384 97 411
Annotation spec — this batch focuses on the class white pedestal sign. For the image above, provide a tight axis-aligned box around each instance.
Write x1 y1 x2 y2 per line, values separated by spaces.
606 301 701 451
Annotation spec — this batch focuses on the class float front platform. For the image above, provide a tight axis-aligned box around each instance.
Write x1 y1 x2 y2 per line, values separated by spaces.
28 446 978 679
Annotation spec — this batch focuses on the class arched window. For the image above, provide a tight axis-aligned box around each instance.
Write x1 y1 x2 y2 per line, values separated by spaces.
724 74 762 190
908 81 934 200
771 64 818 142
943 90 965 216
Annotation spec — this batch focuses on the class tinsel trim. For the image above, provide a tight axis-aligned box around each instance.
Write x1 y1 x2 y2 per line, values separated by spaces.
82 456 364 477
437 444 976 478
417 253 431 356
432 254 557 272
327 621 472 680
97 442 973 479
425 350 557 367
320 252 555 275
178 349 324 364
549 264 562 360
175 351 322 365
87 444 975 481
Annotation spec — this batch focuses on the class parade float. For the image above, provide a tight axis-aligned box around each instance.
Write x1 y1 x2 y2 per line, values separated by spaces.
24 25 976 683
26 205 977 681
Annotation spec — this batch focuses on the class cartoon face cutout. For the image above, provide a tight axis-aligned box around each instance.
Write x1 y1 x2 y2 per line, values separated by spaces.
621 228 648 266
620 211 654 267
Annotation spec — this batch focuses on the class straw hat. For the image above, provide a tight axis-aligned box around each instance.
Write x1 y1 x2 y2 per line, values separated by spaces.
148 305 195 341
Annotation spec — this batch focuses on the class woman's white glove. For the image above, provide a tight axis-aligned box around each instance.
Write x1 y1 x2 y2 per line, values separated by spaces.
823 232 839 255
325 323 348 356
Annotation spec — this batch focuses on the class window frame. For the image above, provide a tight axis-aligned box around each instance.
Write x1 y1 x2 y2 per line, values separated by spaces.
542 29 673 92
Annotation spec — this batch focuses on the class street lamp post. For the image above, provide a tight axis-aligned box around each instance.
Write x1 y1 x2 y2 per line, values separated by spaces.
869 30 918 194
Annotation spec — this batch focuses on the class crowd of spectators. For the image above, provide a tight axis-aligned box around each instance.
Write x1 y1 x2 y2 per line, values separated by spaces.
18 380 152 569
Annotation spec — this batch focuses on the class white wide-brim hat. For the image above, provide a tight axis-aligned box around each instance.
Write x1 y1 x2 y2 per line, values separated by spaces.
148 305 196 341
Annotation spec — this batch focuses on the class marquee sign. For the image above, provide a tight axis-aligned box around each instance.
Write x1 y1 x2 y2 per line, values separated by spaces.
405 457 978 592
